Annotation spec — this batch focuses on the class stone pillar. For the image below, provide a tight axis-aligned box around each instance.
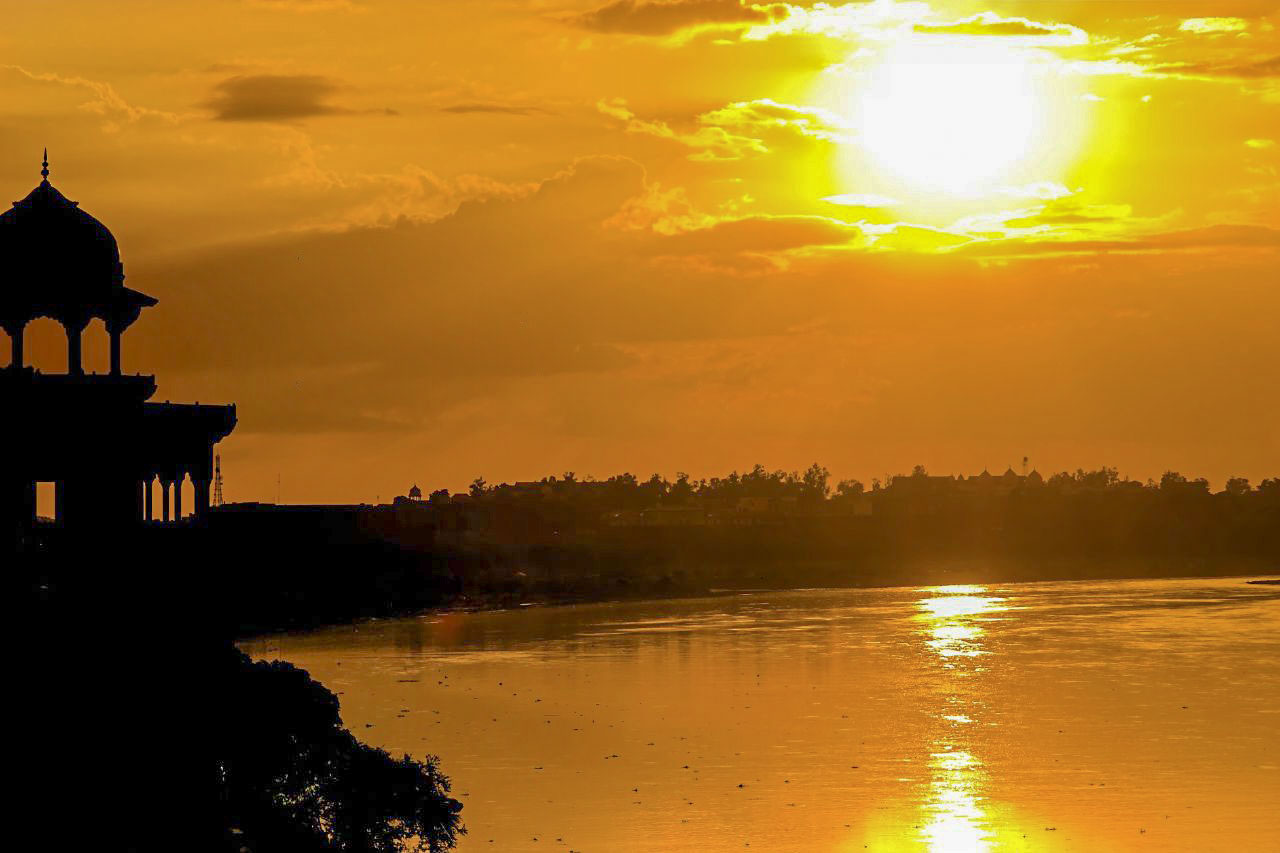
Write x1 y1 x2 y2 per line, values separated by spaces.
22 479 35 525
109 329 122 376
173 474 183 521
66 324 84 376
7 323 23 369
54 481 66 525
144 477 154 522
193 479 211 518
190 446 214 520
160 478 171 523
0 475 36 545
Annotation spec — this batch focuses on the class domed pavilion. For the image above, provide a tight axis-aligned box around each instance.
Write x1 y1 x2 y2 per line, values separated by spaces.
1 153 236 539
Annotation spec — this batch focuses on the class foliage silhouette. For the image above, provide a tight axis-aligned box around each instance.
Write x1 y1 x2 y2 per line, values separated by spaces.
218 648 463 852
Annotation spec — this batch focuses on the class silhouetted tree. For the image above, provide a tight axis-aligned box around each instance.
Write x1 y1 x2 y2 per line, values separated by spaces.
670 472 694 503
835 479 864 498
219 650 463 852
1075 467 1120 489
801 463 831 502
1225 477 1252 496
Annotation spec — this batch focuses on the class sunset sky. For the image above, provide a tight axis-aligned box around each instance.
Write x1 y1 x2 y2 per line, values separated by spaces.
4 0 1278 502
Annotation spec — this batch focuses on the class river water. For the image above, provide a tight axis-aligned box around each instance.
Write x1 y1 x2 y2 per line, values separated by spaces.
242 576 1280 852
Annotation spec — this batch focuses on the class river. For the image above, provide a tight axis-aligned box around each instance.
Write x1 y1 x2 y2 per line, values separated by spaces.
242 576 1280 852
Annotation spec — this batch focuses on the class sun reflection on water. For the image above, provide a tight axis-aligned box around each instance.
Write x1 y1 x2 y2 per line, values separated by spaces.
914 585 1009 851
921 749 991 852
917 587 1007 662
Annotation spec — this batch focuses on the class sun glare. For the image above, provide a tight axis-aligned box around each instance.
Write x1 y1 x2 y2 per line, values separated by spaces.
858 43 1042 194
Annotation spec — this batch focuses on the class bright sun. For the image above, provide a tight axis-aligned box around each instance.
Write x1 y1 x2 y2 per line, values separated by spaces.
857 42 1044 194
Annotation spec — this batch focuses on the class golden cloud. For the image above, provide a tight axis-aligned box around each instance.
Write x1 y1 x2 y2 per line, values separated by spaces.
596 98 770 160
1178 18 1249 35
914 12 1085 43
1155 55 1280 79
569 0 784 36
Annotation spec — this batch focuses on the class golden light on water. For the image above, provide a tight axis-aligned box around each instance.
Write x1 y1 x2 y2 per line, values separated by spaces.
914 585 1009 851
922 750 990 853
918 586 1007 661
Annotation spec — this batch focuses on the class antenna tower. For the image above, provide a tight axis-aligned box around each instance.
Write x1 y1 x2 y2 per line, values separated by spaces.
213 454 225 507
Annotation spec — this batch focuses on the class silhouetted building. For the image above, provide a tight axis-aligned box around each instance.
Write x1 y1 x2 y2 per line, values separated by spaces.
1 154 235 540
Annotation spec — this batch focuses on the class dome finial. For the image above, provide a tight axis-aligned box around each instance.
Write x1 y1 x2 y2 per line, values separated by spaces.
40 148 49 181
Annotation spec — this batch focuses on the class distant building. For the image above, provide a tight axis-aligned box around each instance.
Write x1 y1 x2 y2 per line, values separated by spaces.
881 467 1045 514
1 154 236 538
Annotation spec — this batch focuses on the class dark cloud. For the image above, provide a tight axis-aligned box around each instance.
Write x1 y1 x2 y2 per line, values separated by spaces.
1156 54 1280 79
206 74 393 121
439 103 550 116
249 0 360 11
570 0 782 36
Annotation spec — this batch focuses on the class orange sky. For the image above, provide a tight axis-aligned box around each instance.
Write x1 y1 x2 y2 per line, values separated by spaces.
3 0 1278 502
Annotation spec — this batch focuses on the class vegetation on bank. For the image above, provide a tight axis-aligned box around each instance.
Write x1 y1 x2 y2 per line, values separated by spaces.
192 464 1280 637
220 648 463 852
11 546 465 853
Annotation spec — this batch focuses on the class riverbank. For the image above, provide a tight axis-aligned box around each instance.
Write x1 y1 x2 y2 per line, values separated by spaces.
235 547 1278 640
22 522 1270 640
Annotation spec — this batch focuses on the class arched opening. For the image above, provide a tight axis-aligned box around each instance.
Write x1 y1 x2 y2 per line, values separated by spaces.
35 482 55 522
22 317 67 373
179 477 194 521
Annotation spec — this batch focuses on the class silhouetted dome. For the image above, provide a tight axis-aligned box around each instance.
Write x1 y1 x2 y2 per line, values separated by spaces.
0 156 158 333
0 157 151 331
2 182 119 283
408 484 422 500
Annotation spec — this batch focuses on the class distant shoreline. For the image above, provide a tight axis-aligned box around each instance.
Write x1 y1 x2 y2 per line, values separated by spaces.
240 561 1280 641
